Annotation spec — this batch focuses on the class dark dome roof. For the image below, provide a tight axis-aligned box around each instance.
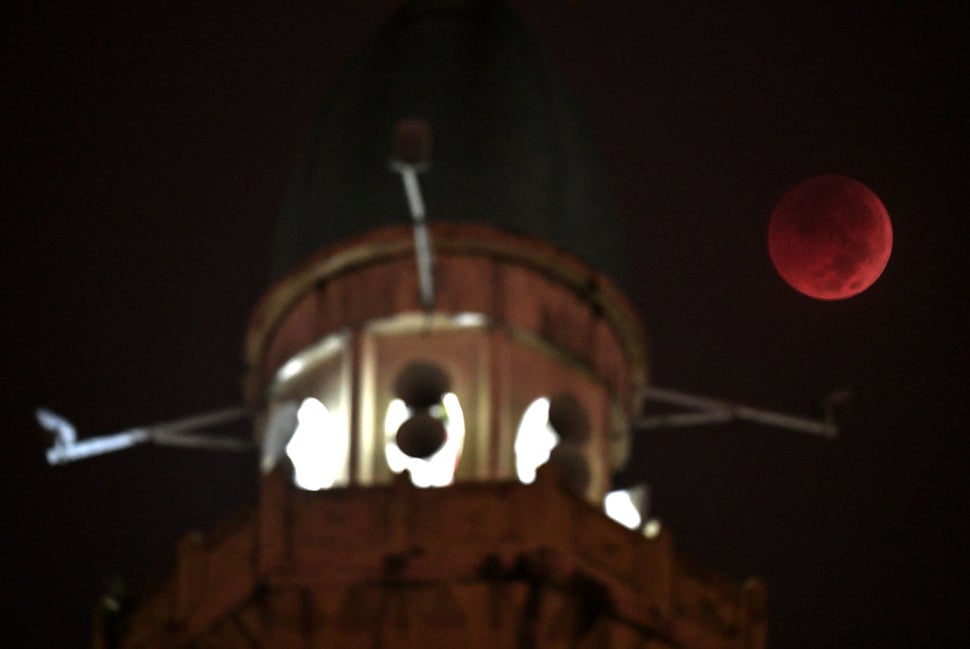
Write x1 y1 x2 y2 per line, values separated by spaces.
271 0 625 284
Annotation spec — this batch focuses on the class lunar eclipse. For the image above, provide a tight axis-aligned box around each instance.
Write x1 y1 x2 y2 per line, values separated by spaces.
6 3 967 648
768 175 893 300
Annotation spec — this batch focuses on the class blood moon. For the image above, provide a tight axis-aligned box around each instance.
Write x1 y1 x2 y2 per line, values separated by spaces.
768 175 892 300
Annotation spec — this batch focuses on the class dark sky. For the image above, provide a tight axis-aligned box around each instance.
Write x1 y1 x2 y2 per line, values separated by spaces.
3 2 967 647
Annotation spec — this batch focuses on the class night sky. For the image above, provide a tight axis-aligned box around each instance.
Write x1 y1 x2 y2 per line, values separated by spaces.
3 2 967 647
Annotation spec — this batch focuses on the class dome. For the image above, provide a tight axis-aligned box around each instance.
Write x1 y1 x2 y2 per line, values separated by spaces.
270 0 625 285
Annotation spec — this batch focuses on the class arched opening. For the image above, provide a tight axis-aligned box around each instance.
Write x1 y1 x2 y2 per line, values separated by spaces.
514 397 556 484
285 398 347 491
384 392 465 487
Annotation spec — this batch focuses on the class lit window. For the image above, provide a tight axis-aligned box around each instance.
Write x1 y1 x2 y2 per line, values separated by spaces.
604 489 642 530
384 392 465 487
264 331 350 484
286 398 348 491
514 397 558 484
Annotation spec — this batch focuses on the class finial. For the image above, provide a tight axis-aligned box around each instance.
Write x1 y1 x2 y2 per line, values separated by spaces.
390 117 435 310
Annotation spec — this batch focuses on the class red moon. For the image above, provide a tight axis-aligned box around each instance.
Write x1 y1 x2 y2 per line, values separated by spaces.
768 175 893 300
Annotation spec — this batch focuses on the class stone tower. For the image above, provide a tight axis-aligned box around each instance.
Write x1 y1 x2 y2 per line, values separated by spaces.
105 2 766 647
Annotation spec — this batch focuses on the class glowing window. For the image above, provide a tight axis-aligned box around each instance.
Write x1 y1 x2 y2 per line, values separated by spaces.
263 331 350 484
384 392 465 487
514 397 559 484
604 489 642 530
285 398 348 491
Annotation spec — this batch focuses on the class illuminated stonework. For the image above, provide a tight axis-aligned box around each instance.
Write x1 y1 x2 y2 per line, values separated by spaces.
110 469 766 649
245 223 647 503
